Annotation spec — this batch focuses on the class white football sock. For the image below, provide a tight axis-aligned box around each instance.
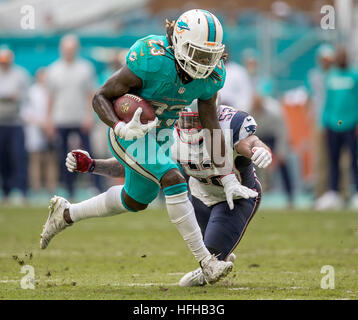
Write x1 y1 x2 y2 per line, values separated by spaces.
165 191 210 263
69 185 127 222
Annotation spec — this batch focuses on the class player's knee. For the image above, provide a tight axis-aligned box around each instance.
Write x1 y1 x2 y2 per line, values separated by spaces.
161 169 188 197
105 186 147 213
122 190 148 212
160 169 186 189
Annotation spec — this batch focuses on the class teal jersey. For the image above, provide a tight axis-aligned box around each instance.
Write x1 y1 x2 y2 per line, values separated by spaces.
322 68 358 131
126 35 226 129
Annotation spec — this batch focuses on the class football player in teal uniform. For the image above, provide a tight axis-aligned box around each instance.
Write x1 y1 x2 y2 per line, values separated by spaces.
40 9 243 283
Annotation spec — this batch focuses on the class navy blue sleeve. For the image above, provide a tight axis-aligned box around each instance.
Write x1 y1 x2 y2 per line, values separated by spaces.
230 111 257 145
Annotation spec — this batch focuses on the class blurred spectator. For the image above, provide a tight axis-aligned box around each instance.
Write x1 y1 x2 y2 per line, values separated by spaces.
220 52 253 111
281 87 313 190
270 1 311 30
0 47 30 203
315 45 358 210
242 48 276 98
45 34 99 198
92 49 129 188
306 44 336 122
22 68 58 193
251 92 294 207
242 47 293 206
98 49 127 86
306 44 335 199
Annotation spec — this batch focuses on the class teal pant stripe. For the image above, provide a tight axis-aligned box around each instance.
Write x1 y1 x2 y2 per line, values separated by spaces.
202 10 216 42
121 188 135 212
163 183 188 196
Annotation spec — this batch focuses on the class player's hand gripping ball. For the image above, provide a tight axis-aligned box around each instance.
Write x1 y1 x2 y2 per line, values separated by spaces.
113 94 158 140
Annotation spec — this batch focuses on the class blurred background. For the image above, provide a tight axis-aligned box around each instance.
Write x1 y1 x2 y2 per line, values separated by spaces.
0 0 357 210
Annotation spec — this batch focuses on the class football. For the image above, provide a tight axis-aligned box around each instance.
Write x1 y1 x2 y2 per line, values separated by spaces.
113 94 156 124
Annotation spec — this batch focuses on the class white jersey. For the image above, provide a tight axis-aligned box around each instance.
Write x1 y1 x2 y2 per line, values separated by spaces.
172 105 258 206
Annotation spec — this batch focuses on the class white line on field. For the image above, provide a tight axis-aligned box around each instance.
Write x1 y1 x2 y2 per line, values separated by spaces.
228 286 306 291
0 279 63 283
112 282 179 287
1 280 180 287
167 272 185 276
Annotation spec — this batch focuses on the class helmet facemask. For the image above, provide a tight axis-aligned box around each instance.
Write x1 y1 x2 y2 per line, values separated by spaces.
177 111 204 144
174 40 225 79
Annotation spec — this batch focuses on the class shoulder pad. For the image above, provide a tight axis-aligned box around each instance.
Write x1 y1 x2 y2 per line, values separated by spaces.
126 35 171 80
230 111 257 145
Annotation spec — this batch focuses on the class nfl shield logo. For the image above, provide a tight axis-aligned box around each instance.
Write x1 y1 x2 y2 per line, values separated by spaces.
178 87 185 94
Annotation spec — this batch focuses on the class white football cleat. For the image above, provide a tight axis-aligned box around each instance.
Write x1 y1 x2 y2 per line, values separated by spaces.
179 267 206 287
350 193 358 210
201 254 234 284
179 253 236 287
40 196 71 249
314 191 344 211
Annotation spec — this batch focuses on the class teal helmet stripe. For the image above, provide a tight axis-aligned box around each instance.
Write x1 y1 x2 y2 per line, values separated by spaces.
202 10 217 42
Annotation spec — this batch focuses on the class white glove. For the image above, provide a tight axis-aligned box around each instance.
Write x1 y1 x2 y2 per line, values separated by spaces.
113 107 158 140
251 147 272 168
221 173 258 210
66 149 95 173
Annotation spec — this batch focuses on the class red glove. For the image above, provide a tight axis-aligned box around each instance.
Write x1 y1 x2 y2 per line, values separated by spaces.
66 150 96 173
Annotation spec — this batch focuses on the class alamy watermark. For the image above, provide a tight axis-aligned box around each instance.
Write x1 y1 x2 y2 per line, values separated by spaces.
320 265 335 289
320 5 335 30
20 265 35 289
20 5 35 30
112 128 234 169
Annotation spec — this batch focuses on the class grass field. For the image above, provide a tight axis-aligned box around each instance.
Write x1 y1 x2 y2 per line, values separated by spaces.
0 204 357 300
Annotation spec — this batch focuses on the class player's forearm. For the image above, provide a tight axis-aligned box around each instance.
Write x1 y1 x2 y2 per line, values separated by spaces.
92 158 125 178
235 135 271 159
92 91 119 128
198 96 226 168
93 66 143 128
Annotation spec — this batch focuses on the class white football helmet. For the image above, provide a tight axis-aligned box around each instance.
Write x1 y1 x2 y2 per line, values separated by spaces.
172 9 225 79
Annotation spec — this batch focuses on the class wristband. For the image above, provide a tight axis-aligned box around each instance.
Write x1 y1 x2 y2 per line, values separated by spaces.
88 159 96 173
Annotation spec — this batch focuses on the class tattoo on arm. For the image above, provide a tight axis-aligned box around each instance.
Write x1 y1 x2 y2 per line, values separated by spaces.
92 65 143 128
92 158 125 178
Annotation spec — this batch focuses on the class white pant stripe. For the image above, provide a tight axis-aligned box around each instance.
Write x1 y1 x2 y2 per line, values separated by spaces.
108 129 160 185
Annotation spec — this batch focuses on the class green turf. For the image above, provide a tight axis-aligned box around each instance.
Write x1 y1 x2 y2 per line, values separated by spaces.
0 204 357 300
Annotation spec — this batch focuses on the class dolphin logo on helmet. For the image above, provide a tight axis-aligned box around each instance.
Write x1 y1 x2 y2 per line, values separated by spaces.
177 19 191 33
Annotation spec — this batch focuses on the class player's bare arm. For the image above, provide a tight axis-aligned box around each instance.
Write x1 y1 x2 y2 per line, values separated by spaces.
235 135 272 169
92 65 143 128
93 158 125 178
198 93 226 167
65 150 124 178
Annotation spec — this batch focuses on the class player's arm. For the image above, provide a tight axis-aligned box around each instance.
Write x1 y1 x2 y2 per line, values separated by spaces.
65 150 125 178
92 66 142 128
92 158 125 178
235 135 272 168
197 93 226 168
93 66 157 140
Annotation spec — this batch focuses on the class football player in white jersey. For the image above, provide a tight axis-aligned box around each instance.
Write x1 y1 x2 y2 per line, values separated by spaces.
64 104 272 286
171 105 272 286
